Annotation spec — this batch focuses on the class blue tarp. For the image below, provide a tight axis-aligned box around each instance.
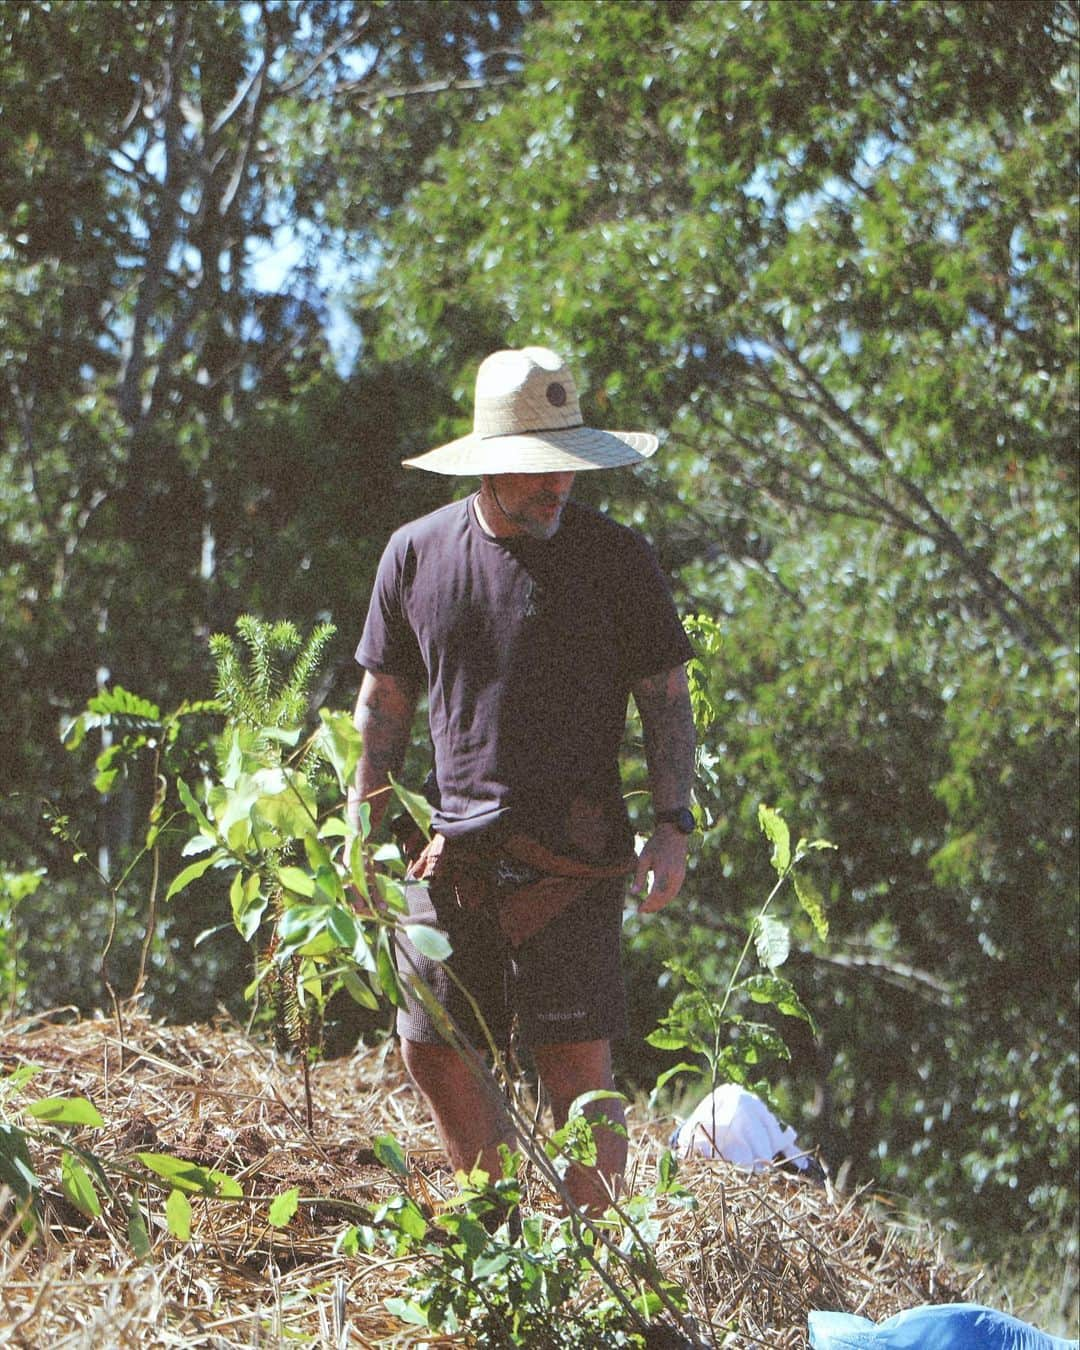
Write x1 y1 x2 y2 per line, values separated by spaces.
808 1303 1078 1349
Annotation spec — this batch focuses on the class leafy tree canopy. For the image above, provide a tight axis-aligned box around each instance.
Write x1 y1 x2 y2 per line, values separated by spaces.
361 0 1078 1252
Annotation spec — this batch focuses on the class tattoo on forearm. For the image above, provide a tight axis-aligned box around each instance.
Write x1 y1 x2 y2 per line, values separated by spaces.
350 675 418 828
633 666 696 809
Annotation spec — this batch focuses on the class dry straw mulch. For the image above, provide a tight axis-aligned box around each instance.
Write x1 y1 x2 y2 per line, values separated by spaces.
0 1008 975 1348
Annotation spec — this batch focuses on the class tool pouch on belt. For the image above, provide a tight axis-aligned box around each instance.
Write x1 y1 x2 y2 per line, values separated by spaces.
406 830 634 949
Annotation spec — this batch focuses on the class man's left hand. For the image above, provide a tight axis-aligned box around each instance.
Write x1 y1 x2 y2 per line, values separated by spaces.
630 828 689 913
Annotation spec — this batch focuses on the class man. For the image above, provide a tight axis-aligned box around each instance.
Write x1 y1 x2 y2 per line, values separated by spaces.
349 346 695 1214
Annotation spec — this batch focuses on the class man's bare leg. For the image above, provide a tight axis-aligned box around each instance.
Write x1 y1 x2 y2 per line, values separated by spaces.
532 1038 627 1215
400 1038 515 1181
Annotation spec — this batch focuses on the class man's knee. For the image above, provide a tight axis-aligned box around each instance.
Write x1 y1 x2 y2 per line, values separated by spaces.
533 1038 620 1123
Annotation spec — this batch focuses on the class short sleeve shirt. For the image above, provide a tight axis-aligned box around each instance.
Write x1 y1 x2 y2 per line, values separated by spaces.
356 496 693 848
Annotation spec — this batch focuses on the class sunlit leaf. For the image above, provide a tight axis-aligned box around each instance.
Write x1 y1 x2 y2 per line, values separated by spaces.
166 851 227 901
165 1187 192 1240
137 1152 243 1198
61 1152 102 1218
754 913 791 971
403 923 452 962
26 1096 104 1127
372 1133 408 1176
793 871 829 941
267 1186 300 1228
758 805 791 876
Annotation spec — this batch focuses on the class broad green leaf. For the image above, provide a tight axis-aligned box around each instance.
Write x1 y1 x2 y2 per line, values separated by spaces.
389 774 432 841
347 834 369 900
128 1204 152 1260
758 805 791 876
276 865 316 898
375 874 408 914
177 776 215 838
652 1061 703 1094
0 1122 40 1202
340 969 380 1009
137 1152 243 1198
403 923 452 962
385 1297 429 1326
737 974 815 1027
754 913 791 971
646 1026 709 1055
61 1151 102 1218
794 871 830 941
261 725 302 748
336 1223 377 1256
327 904 359 951
372 1133 408 1176
209 776 261 839
254 792 317 842
376 1194 427 1241
1 1063 40 1093
657 1150 680 1193
567 1089 625 1120
316 708 363 794
311 864 344 905
166 851 226 901
165 1187 192 1240
318 816 350 839
375 929 404 1007
727 1019 791 1065
275 903 330 957
473 1249 512 1279
26 1096 105 1127
267 1186 300 1228
230 870 266 942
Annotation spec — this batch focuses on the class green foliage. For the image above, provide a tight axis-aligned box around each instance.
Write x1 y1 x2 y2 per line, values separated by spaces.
4 0 1076 1291
648 807 831 1104
359 0 1078 1264
340 1145 696 1348
0 867 41 1011
209 617 336 741
0 0 521 1016
0 1064 322 1253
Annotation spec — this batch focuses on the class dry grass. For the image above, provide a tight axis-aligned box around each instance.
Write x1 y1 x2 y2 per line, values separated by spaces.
0 1008 977 1348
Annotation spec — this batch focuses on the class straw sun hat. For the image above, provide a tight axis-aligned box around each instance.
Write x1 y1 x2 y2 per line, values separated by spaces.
401 346 659 475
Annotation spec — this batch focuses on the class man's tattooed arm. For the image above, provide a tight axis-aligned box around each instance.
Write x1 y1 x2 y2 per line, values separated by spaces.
348 670 420 835
629 663 696 912
632 663 696 818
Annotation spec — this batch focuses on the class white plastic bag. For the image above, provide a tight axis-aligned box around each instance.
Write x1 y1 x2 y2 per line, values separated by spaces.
670 1083 810 1172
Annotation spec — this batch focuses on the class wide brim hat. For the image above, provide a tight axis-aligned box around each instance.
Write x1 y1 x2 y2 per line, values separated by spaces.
402 346 659 474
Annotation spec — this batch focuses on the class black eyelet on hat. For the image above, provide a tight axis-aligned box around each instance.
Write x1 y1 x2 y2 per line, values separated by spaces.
546 382 567 407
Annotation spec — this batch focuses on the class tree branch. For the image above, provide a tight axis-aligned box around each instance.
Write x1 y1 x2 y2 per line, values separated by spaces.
764 328 1065 652
117 5 192 432
335 71 522 106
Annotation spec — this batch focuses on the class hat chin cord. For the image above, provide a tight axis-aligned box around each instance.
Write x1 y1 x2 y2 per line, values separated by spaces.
482 476 567 539
487 479 522 531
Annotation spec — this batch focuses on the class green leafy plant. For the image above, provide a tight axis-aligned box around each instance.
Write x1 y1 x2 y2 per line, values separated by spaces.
648 805 834 1105
0 868 43 1015
57 688 221 1029
58 618 400 1123
338 1139 699 1349
0 1065 317 1254
55 623 822 1341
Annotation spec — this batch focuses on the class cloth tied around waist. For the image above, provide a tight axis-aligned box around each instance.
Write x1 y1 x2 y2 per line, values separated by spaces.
404 829 635 947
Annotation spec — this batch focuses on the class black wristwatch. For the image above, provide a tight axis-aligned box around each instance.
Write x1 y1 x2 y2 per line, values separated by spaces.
655 807 695 835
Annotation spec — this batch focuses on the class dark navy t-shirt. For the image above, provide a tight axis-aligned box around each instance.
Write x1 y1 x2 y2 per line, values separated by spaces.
356 495 693 850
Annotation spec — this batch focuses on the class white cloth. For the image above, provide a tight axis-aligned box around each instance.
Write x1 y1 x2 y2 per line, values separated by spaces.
671 1084 809 1172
